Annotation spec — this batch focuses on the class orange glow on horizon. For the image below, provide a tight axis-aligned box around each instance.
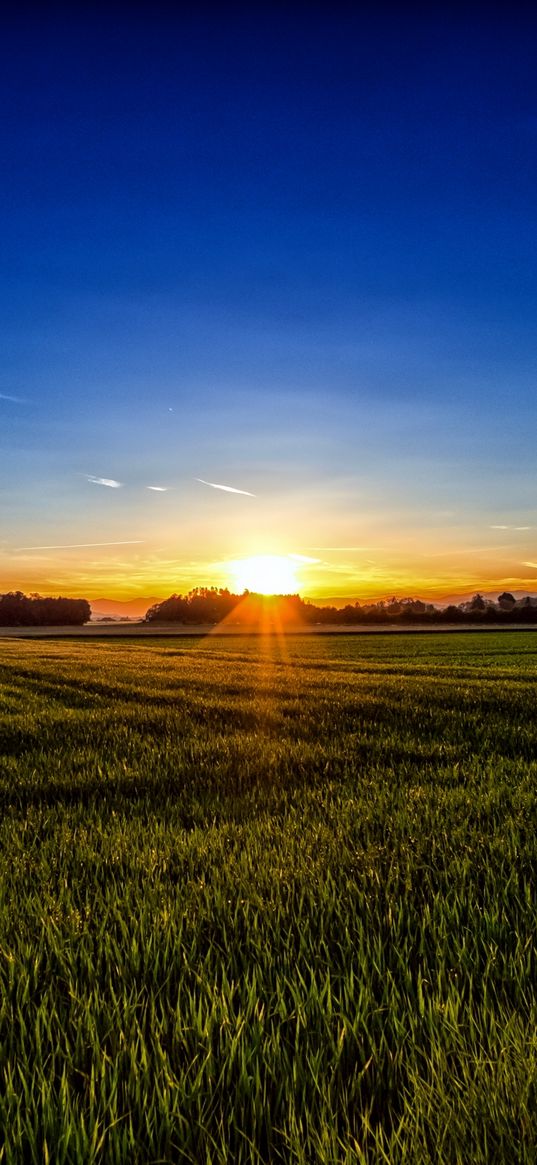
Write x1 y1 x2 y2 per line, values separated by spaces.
4 539 537 609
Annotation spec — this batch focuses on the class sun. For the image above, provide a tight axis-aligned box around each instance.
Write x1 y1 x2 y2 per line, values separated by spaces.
229 555 300 595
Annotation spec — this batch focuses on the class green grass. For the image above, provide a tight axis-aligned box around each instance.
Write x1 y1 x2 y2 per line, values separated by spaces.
0 630 535 1163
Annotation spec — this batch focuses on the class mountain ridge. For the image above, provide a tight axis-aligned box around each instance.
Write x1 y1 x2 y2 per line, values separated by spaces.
90 597 159 619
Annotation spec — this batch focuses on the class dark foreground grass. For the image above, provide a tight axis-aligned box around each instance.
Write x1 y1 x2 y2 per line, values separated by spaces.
0 630 535 1163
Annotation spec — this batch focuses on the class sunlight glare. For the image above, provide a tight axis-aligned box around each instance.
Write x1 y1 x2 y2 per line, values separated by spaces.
229 555 300 595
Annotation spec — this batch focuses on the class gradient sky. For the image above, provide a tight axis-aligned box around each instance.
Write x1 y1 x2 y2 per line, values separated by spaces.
2 6 537 603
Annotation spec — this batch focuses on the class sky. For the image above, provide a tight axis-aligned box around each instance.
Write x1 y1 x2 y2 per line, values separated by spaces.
2 5 537 604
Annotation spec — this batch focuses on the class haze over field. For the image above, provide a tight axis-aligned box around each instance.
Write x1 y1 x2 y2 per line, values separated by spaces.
2 9 537 604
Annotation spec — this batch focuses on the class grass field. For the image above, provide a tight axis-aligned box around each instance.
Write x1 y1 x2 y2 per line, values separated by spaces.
0 630 535 1163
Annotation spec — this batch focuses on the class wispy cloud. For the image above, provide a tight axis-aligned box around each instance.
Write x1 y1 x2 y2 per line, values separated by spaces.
15 540 144 551
289 553 321 564
426 545 509 557
0 392 26 403
490 524 532 531
523 561 537 569
84 475 123 488
195 478 255 496
147 485 170 492
306 546 380 552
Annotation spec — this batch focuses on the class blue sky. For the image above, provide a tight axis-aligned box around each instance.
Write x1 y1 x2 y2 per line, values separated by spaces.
2 6 537 601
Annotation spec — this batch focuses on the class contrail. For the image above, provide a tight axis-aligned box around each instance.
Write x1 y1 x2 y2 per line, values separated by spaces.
147 485 170 491
195 478 255 496
84 475 123 488
0 392 26 403
16 540 145 551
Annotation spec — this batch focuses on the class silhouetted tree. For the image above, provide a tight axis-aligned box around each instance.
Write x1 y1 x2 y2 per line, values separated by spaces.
142 588 537 628
498 591 516 608
442 604 465 623
0 593 90 626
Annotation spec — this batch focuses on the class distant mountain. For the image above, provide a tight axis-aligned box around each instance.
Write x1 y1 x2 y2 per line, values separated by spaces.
90 597 159 620
305 595 364 608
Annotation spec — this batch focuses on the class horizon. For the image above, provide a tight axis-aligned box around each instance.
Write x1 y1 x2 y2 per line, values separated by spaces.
2 9 537 600
87 583 537 617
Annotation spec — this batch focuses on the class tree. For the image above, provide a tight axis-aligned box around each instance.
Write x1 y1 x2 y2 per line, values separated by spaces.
498 591 516 608
0 593 90 626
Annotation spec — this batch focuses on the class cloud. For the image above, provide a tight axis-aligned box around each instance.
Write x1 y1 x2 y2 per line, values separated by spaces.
147 485 170 492
490 524 532 531
523 562 537 569
15 540 145 551
0 392 26 403
427 546 507 557
84 475 123 488
306 546 381 552
195 478 255 496
288 554 321 564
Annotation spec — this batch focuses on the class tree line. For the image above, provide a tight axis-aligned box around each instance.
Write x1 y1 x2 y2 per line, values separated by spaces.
144 587 537 625
0 592 91 626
